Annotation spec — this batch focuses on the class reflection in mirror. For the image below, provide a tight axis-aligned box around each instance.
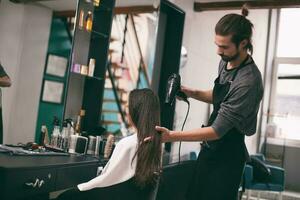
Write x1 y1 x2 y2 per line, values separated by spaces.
0 0 76 145
100 11 159 137
0 0 159 147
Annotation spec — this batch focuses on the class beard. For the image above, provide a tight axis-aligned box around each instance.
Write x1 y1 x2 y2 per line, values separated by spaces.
219 51 240 62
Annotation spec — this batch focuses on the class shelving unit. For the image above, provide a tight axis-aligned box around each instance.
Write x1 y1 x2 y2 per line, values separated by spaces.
63 0 116 135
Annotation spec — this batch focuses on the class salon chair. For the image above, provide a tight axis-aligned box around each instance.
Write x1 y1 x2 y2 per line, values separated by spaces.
156 160 197 200
242 154 285 200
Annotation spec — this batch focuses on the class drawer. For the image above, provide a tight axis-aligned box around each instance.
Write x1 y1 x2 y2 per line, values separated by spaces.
1 168 56 200
56 163 97 190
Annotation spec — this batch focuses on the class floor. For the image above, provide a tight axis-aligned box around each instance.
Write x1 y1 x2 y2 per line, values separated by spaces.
242 190 300 200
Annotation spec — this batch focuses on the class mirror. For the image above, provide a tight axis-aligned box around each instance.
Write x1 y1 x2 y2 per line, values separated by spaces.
0 0 160 145
0 0 75 145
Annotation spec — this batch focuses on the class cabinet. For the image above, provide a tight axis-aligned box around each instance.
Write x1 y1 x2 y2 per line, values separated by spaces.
64 0 116 134
0 154 99 200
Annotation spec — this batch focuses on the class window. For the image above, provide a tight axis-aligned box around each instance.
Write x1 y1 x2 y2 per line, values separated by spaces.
270 9 300 140
277 9 300 57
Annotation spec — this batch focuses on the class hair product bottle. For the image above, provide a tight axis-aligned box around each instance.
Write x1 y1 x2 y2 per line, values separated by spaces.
93 0 100 7
78 10 84 29
50 117 60 147
88 58 95 77
61 120 69 151
104 134 115 158
86 11 93 32
75 109 85 135
39 125 46 146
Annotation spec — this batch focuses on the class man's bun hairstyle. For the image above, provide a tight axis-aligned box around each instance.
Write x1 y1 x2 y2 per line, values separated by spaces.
215 4 254 54
241 4 249 17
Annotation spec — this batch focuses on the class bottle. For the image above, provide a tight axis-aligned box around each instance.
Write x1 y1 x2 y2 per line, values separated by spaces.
66 118 75 136
61 120 69 151
88 58 95 77
85 11 93 32
75 109 86 134
39 125 46 146
43 125 50 145
93 0 100 7
78 10 84 29
80 65 88 75
104 134 115 158
50 117 60 147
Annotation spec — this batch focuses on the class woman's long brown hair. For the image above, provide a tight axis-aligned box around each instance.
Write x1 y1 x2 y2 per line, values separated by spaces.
128 88 162 188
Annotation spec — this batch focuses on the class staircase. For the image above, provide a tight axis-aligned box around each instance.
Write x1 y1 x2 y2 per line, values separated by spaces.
101 13 157 135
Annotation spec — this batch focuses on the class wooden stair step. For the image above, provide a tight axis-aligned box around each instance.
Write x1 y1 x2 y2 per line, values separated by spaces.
104 87 127 93
103 99 127 104
108 49 117 54
110 37 119 42
101 120 120 125
105 74 122 79
102 109 122 113
110 62 128 70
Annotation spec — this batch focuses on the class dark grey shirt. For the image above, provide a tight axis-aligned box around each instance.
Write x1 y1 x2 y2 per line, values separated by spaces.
0 63 8 77
211 56 264 137
0 63 9 108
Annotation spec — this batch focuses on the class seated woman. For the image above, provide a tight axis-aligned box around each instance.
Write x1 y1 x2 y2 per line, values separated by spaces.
56 88 162 200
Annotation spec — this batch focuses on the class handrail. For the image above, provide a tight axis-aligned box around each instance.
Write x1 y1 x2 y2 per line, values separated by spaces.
129 14 150 87
121 14 129 63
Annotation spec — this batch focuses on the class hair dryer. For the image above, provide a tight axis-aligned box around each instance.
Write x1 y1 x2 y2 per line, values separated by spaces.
165 74 188 105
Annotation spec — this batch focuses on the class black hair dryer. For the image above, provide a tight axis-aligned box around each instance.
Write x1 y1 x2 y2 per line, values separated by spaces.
165 73 188 105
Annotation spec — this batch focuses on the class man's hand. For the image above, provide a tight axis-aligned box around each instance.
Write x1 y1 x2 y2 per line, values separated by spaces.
181 86 213 104
0 76 11 87
155 126 173 142
180 85 193 99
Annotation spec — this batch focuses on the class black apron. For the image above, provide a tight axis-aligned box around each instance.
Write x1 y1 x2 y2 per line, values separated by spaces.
186 57 253 200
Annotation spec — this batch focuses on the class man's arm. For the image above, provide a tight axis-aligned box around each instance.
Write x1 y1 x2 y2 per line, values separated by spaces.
181 86 213 104
0 76 11 87
156 126 219 142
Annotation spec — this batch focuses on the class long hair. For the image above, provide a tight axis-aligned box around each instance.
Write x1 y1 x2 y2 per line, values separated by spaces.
128 88 162 188
215 5 254 55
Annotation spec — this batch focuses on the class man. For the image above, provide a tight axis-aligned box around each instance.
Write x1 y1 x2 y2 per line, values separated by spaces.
156 7 264 200
0 63 12 144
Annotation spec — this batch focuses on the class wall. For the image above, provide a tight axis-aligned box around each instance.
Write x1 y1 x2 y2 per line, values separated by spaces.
170 0 269 161
0 0 52 144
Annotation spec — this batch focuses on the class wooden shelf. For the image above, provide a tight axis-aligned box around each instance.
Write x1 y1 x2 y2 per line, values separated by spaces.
94 5 112 12
64 0 116 134
77 28 108 39
71 71 103 81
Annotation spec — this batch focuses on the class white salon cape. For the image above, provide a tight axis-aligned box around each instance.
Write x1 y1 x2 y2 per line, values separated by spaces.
78 134 138 191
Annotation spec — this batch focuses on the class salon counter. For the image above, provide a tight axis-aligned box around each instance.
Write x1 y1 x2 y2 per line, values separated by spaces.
0 153 100 200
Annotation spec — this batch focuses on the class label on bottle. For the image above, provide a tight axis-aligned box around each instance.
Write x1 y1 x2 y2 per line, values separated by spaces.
88 58 96 77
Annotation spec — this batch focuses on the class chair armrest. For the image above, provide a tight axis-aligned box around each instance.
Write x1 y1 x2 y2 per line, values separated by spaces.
267 165 285 186
244 165 253 188
252 154 266 162
189 151 197 160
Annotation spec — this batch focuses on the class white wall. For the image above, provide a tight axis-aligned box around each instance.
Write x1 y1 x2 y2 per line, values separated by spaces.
170 0 269 161
0 0 52 144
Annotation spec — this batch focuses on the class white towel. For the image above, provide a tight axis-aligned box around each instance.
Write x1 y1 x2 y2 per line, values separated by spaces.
78 134 138 191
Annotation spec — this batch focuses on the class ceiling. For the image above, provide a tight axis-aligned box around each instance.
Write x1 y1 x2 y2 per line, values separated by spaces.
38 0 157 11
